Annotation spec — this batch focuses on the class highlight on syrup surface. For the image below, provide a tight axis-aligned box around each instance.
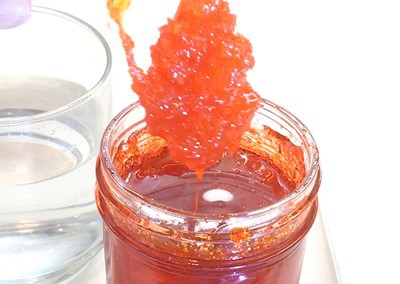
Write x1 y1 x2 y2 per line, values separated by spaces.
107 0 261 172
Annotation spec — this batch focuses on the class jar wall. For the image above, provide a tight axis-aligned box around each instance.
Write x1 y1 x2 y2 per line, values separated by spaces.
102 224 308 284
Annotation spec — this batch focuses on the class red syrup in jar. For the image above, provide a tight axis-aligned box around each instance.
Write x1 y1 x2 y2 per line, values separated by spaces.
117 136 296 214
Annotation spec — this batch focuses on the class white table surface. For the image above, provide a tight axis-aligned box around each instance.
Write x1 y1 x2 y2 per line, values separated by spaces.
34 0 400 283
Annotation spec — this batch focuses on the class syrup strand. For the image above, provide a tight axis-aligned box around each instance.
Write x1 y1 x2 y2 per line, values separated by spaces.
107 0 144 83
193 168 205 212
192 182 201 214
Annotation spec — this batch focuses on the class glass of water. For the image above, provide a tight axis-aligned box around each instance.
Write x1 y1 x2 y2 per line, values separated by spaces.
0 6 112 283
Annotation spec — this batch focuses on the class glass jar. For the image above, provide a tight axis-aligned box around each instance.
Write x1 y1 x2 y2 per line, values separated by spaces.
96 98 321 284
0 6 111 283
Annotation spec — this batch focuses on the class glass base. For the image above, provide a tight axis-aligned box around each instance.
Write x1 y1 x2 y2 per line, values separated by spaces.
0 212 103 284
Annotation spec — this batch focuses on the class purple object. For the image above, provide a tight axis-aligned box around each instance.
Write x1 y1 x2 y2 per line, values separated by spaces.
0 0 31 29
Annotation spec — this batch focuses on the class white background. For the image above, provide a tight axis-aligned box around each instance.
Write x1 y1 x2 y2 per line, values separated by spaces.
33 0 400 283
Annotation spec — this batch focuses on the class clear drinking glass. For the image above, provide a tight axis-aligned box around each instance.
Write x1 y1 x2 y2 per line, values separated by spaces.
96 99 321 283
0 6 112 283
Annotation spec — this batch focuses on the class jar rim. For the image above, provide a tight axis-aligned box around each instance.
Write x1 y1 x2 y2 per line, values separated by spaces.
99 98 320 231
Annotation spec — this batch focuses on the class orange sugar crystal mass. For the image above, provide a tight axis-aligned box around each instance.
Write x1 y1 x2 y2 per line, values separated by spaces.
107 0 261 173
